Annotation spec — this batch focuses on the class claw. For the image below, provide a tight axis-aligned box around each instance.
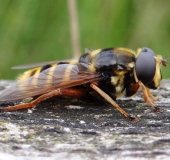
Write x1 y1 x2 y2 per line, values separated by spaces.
128 115 139 122
154 107 163 113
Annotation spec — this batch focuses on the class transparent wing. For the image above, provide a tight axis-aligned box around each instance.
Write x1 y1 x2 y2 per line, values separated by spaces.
84 48 93 54
0 64 102 101
12 59 77 69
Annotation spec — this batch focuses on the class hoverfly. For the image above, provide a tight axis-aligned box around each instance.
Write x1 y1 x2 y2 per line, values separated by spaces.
0 47 166 121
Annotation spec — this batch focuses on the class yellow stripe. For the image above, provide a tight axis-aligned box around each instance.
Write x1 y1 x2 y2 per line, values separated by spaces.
34 68 41 74
114 48 136 57
46 65 57 85
90 49 101 57
17 67 41 82
153 56 162 87
62 65 74 82
27 68 41 88
31 73 40 88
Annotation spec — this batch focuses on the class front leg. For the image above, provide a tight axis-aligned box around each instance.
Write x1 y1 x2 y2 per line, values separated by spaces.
146 88 157 101
139 81 162 112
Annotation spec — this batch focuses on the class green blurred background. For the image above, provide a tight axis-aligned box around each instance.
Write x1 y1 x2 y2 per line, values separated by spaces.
0 0 169 79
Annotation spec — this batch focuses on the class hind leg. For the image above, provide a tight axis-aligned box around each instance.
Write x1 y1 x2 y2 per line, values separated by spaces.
2 88 89 111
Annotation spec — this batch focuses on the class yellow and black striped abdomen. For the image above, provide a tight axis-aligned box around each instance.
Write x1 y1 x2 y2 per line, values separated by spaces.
17 63 58 82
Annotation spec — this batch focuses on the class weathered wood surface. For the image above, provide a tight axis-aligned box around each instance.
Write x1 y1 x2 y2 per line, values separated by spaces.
0 79 170 160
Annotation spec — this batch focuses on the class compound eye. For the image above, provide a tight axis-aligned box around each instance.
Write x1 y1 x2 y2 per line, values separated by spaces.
135 47 156 85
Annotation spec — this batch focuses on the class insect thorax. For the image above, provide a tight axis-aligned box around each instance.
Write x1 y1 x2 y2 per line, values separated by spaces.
78 48 137 99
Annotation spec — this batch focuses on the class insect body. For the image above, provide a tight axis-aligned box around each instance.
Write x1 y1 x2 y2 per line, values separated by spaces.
0 47 166 121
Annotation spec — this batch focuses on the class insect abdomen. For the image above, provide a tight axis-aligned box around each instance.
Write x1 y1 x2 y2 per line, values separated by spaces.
17 64 57 82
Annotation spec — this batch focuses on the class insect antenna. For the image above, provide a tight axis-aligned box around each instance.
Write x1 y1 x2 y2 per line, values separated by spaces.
161 57 170 67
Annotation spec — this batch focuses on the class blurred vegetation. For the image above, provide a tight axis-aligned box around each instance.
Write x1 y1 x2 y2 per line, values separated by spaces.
0 0 169 79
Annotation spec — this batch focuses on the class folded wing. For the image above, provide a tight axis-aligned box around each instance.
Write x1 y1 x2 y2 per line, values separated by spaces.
0 64 102 101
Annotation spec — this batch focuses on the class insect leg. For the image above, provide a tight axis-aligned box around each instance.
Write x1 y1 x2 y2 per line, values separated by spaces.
2 88 89 111
90 83 138 122
139 81 162 112
146 88 157 101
